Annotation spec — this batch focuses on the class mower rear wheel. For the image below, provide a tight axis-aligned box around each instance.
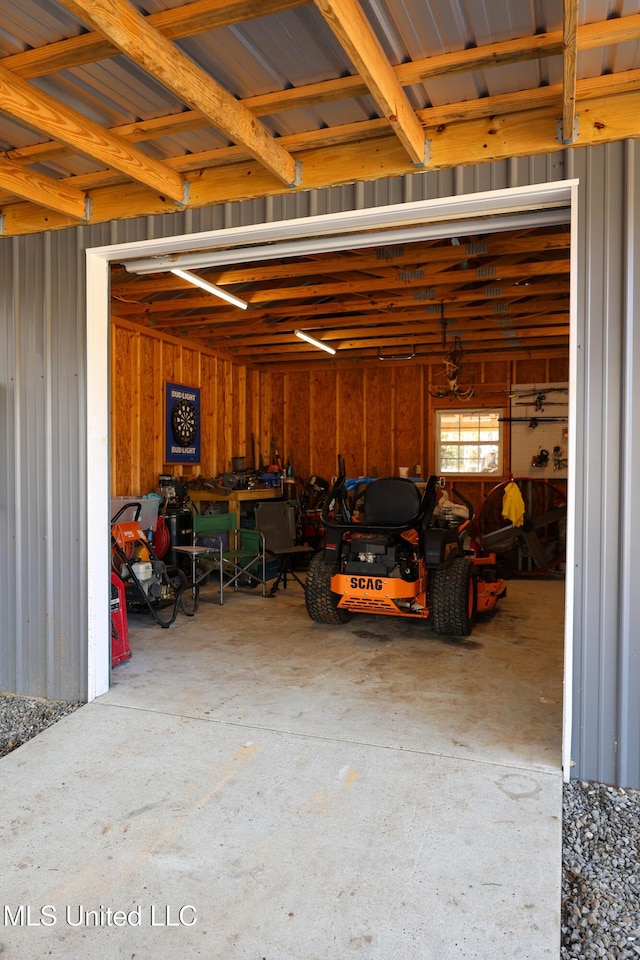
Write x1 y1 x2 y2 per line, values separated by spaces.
430 557 477 637
305 552 352 624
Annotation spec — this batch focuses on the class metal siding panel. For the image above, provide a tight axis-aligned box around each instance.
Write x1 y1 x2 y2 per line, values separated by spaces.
567 142 630 785
619 139 640 787
13 235 48 695
0 239 17 691
48 229 87 700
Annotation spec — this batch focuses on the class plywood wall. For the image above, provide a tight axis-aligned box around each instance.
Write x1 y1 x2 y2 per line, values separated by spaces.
111 317 568 512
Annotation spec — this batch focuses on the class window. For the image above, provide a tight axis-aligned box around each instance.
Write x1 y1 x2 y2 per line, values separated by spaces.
436 409 502 475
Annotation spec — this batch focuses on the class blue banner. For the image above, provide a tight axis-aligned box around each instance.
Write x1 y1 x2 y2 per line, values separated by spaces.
165 382 200 464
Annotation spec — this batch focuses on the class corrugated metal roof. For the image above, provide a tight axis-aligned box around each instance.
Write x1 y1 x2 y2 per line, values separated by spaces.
0 0 639 229
0 0 631 172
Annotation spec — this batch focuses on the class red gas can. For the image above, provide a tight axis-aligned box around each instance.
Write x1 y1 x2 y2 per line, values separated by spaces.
110 572 131 666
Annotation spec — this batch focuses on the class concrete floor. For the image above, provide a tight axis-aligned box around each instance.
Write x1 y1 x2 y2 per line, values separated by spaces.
0 578 564 959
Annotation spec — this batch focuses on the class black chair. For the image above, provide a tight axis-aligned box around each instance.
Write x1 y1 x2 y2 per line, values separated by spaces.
254 501 312 596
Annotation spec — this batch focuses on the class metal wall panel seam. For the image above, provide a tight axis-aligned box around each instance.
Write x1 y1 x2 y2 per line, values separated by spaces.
578 145 605 781
11 236 23 693
570 150 590 777
587 145 612 783
598 143 626 784
44 230 55 697
0 239 17 690
566 145 597 782
77 225 92 700
618 138 640 788
572 143 626 785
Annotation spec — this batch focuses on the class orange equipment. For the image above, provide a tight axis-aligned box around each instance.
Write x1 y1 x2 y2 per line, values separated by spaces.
305 466 505 637
111 502 191 628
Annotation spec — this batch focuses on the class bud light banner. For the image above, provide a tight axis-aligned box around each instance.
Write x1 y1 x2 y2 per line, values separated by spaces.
165 382 200 464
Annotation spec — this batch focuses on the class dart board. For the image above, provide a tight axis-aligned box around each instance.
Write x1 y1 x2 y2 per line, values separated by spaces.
171 398 197 446
165 383 200 463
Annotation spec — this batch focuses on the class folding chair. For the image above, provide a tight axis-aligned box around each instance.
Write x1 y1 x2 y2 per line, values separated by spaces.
192 513 266 604
254 501 312 596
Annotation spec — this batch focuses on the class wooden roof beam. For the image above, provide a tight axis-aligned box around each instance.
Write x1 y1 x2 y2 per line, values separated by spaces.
0 155 88 220
110 257 570 315
4 42 640 181
313 0 427 165
109 233 570 297
155 295 570 336
202 312 570 348
58 0 300 187
223 326 569 359
3 0 307 80
238 344 570 369
9 8 640 101
5 85 639 237
143 283 570 329
562 0 580 143
0 62 187 203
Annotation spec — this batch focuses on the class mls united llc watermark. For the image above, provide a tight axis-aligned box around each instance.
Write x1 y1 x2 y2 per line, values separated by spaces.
3 904 197 927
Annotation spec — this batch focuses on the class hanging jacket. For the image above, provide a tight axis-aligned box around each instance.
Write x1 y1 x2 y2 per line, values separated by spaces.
502 481 525 527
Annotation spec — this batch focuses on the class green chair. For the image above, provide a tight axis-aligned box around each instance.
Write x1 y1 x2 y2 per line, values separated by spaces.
192 513 266 604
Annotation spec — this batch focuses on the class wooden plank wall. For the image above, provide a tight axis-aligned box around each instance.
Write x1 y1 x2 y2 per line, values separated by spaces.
111 318 568 513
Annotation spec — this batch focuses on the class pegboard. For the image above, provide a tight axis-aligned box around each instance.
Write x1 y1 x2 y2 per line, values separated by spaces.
508 382 568 479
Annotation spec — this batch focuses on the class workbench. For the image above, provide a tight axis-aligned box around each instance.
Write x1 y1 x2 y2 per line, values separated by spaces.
188 487 280 526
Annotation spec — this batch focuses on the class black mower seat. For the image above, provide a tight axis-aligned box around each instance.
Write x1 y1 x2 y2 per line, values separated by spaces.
363 477 422 526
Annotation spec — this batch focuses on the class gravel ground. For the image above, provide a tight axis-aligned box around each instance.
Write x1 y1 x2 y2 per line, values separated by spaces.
1 694 638 956
562 779 640 959
0 692 82 758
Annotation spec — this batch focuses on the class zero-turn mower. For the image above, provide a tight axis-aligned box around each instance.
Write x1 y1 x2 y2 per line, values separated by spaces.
304 467 506 637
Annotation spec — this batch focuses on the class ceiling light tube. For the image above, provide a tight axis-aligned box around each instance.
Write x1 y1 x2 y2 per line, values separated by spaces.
294 330 336 355
170 268 248 310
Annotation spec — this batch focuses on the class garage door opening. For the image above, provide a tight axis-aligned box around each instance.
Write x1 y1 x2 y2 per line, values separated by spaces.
87 179 579 780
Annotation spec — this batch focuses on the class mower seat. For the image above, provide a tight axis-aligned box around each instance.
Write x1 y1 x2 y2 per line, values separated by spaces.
363 477 422 526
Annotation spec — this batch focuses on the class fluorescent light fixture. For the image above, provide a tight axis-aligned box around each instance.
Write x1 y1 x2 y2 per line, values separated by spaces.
295 329 336 355
170 268 248 310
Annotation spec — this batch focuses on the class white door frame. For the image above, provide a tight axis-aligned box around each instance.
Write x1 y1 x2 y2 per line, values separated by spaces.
86 179 580 779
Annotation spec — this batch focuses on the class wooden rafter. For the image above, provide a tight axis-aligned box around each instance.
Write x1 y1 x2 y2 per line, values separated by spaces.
107 219 570 369
111 257 570 316
313 0 426 165
0 0 590 367
562 0 580 143
110 232 570 297
0 13 634 177
0 155 88 219
0 62 186 204
5 70 640 223
2 19 640 204
3 0 307 80
7 10 640 105
2 65 640 216
57 0 299 187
